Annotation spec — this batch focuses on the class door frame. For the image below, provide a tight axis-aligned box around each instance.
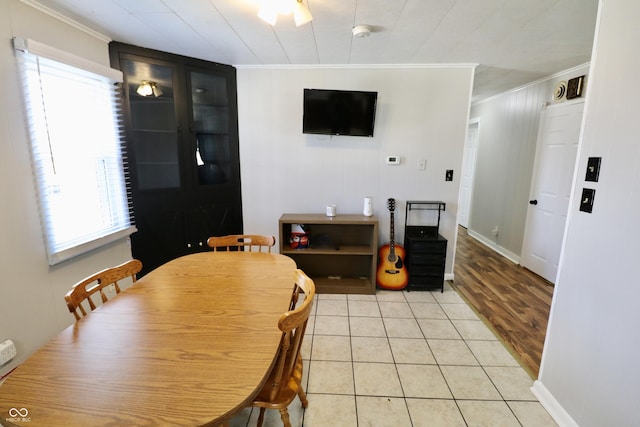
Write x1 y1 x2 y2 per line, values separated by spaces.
457 117 480 228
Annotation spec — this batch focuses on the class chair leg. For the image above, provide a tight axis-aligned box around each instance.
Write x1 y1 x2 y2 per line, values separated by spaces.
256 408 265 427
278 408 292 427
298 387 309 408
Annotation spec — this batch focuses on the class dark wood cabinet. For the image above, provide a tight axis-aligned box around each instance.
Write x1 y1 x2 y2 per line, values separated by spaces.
405 233 447 292
404 201 447 292
109 43 242 276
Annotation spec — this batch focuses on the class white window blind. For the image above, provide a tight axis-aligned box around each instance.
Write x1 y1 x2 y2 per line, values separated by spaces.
14 38 135 265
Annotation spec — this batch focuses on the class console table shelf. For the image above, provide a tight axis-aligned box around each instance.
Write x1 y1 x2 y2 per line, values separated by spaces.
282 246 372 255
279 214 378 294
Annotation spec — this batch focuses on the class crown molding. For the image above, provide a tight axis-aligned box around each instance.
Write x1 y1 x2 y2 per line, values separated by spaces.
20 0 111 43
235 63 478 70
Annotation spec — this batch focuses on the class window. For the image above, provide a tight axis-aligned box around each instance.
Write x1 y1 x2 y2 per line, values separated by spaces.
14 38 135 265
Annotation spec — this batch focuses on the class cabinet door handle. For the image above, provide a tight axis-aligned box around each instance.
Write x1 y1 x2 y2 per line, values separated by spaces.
529 200 538 205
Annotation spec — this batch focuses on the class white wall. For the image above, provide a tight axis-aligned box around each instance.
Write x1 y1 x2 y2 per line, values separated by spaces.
534 1 640 425
0 0 132 377
236 66 474 276
469 64 590 260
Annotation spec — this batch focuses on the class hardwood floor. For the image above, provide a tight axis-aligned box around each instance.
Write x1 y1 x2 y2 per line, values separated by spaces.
451 226 554 379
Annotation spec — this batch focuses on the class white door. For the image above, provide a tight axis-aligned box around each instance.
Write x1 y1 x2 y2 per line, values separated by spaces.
458 121 479 228
521 100 584 283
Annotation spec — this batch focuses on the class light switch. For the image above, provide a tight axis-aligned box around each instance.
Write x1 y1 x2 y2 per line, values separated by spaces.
579 188 595 213
585 157 601 182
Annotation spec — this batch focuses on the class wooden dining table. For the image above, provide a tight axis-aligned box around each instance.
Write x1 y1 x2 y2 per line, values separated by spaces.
0 252 297 427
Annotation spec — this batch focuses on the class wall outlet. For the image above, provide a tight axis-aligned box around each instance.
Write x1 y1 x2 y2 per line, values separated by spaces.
491 226 499 236
417 159 426 170
0 339 16 366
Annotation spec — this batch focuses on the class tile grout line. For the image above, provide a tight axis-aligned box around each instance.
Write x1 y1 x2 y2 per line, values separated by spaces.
376 291 415 426
440 282 537 425
346 295 359 427
434 285 532 426
429 288 473 427
448 280 538 380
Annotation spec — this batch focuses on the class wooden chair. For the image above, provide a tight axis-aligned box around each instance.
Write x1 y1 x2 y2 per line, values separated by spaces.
251 269 316 427
64 259 143 321
206 234 276 252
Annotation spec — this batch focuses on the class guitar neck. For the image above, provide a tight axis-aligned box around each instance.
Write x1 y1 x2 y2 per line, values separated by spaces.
389 211 395 254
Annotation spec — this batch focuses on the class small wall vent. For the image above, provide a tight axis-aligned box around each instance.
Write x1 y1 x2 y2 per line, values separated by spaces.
553 81 567 103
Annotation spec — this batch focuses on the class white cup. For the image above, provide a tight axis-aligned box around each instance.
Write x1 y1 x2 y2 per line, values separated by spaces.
326 204 336 217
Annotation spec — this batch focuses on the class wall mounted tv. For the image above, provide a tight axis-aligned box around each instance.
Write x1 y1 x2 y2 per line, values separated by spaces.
303 88 378 137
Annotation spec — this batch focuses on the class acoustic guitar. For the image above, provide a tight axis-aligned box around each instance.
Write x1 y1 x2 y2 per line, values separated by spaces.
376 198 408 290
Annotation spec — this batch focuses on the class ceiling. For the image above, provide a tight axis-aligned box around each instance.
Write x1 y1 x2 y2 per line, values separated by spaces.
31 0 599 101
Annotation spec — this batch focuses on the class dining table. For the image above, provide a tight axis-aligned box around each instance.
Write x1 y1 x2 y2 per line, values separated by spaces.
0 251 297 427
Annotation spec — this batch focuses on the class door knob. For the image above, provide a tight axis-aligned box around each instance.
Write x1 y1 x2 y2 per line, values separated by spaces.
529 200 538 205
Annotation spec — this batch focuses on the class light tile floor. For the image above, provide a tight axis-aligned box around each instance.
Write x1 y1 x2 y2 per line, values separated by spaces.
229 284 558 427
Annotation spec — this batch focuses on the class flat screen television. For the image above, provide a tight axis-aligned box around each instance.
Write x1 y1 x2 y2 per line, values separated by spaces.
303 89 378 137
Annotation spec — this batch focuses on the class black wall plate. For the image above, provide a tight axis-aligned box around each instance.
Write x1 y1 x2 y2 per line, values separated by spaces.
585 157 601 182
579 188 595 213
567 75 585 99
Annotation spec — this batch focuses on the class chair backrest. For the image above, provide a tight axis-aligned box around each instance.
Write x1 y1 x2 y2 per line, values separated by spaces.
64 259 143 321
267 269 315 401
206 234 276 253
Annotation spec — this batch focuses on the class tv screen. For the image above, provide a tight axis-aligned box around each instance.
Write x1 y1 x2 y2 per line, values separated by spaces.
303 89 377 137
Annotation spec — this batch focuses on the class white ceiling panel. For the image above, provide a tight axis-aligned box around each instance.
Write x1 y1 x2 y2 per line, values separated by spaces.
178 12 256 64
273 22 319 64
31 0 599 100
114 0 171 13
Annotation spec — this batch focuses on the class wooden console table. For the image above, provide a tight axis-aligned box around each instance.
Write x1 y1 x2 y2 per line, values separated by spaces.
279 214 378 294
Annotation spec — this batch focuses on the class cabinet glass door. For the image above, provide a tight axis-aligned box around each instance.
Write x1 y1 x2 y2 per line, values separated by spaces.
124 60 180 190
190 71 231 186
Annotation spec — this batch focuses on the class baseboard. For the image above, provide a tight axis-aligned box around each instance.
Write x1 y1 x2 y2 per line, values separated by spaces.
466 230 521 264
531 380 579 427
445 273 454 281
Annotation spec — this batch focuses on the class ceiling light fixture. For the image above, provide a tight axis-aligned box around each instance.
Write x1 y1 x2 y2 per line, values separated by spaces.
258 0 313 27
352 25 372 38
136 81 163 97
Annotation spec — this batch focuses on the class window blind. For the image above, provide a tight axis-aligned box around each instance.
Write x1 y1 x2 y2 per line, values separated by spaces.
13 38 135 265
